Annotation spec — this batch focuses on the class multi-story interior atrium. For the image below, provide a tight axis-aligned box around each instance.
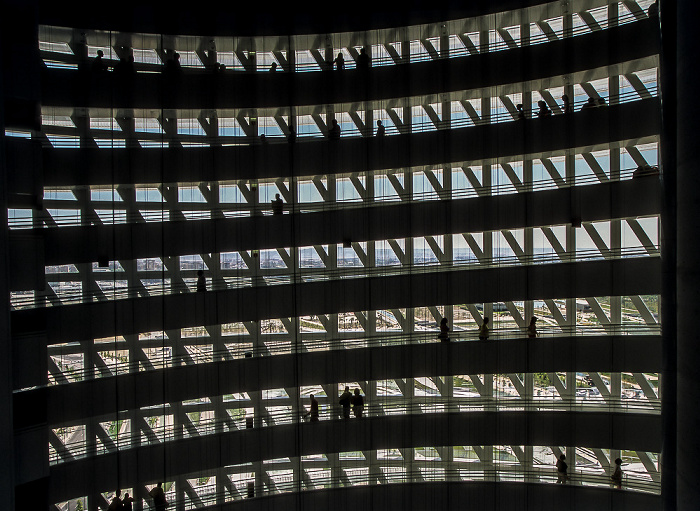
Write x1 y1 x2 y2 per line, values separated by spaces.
2 0 696 509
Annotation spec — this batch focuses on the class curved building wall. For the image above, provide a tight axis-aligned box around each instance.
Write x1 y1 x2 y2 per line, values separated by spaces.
0 1 669 510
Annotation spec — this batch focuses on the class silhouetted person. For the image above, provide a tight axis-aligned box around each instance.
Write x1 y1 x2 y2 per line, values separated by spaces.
439 317 450 342
107 490 123 511
536 100 551 118
288 126 297 143
339 386 352 419
610 457 623 489
516 103 526 120
527 316 538 338
304 394 319 421
92 49 106 73
166 52 181 72
581 97 597 110
562 94 572 114
357 47 370 69
329 119 341 140
164 52 182 91
334 52 345 70
270 62 278 72
272 193 284 215
149 483 168 511
352 388 364 417
648 1 658 17
259 134 268 145
197 270 206 292
376 120 385 136
479 317 490 340
218 63 227 74
596 97 607 107
556 454 569 483
122 493 134 511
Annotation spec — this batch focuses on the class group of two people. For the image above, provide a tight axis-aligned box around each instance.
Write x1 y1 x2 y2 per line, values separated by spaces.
438 316 539 342
304 387 365 421
555 454 623 489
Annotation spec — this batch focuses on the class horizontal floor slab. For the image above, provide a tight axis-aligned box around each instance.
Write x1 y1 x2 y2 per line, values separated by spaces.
20 334 660 425
11 257 661 342
18 176 660 267
47 410 660 502
35 19 658 111
6 100 660 188
210 481 660 511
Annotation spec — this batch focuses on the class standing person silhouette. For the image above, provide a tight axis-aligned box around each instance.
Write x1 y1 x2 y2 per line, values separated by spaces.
439 317 450 342
527 316 538 338
196 270 206 292
328 119 341 140
272 193 284 215
339 386 352 419
352 388 364 418
556 454 569 483
149 483 168 511
376 120 385 136
357 47 371 69
122 493 134 511
334 52 345 70
304 394 319 421
610 457 623 489
479 317 490 340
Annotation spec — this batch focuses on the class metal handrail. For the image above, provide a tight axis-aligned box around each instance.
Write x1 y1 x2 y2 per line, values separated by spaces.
34 87 658 151
15 165 654 230
45 324 660 387
49 399 660 465
16 247 659 310
39 8 647 74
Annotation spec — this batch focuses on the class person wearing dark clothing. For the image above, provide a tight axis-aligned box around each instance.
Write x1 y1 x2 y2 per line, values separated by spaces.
536 100 552 118
197 270 206 292
556 454 569 483
164 52 182 88
516 104 526 120
272 193 284 215
92 50 106 73
107 491 123 511
329 119 341 139
376 120 385 136
439 317 450 342
122 493 134 511
581 97 597 110
527 316 538 338
339 386 352 419
166 52 181 71
149 483 168 511
352 388 364 418
334 52 345 70
304 394 319 421
478 317 490 340
596 97 607 107
562 94 572 114
270 62 278 72
610 457 623 489
357 47 371 69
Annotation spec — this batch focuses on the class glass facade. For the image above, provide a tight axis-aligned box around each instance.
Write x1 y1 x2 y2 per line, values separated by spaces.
1 1 666 510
